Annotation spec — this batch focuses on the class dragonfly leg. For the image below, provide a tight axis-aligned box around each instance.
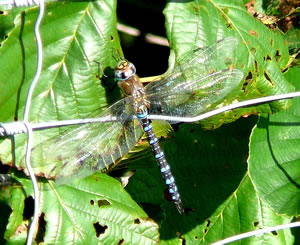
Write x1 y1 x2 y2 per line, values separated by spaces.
94 61 114 79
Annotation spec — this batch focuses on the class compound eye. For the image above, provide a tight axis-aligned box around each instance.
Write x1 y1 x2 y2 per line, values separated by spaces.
114 60 136 80
128 63 136 76
114 70 125 80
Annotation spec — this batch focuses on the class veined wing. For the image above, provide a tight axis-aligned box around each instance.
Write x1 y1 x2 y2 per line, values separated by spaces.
147 69 244 118
31 97 143 185
146 37 240 95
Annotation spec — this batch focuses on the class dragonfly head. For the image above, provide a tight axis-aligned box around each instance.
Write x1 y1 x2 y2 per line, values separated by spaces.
114 60 136 81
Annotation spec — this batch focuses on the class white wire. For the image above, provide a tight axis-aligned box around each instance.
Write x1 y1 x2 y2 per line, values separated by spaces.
1 91 300 137
31 116 120 129
0 0 41 7
23 123 39 245
0 0 44 243
148 91 300 122
0 116 120 136
23 1 44 122
17 0 45 244
0 121 28 136
211 221 300 245
0 0 14 5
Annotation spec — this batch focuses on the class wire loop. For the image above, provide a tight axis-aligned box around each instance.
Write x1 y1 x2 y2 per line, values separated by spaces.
0 122 28 137
0 0 41 7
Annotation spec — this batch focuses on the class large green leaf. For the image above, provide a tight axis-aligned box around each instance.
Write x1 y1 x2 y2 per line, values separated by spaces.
164 0 294 129
0 1 154 243
0 1 121 174
4 172 159 244
126 118 295 244
249 66 300 216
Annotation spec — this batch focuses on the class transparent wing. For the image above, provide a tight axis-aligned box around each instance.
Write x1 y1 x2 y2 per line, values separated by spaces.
145 37 244 117
148 69 243 117
31 97 142 185
146 37 240 94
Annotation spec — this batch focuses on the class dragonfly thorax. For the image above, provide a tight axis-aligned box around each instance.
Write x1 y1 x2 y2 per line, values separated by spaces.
114 60 136 81
116 60 149 113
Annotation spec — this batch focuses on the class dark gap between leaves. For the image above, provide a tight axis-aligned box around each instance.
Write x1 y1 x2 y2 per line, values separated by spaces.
177 232 186 244
183 207 192 215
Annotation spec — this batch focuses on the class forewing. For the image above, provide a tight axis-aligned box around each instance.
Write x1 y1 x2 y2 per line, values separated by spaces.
146 37 240 95
148 69 244 118
31 97 142 185
145 37 243 118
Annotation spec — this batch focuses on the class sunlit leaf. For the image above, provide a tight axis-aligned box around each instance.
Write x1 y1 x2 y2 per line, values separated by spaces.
249 66 300 216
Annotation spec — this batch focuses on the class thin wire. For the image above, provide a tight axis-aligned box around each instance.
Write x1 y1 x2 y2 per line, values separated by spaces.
29 91 300 128
148 91 300 122
18 0 45 244
0 0 14 5
1 91 300 137
24 123 39 245
211 221 300 245
0 0 40 7
23 0 44 122
0 121 28 136
0 117 119 136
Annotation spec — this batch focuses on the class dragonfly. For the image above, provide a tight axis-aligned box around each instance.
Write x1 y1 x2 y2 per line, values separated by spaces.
30 37 244 213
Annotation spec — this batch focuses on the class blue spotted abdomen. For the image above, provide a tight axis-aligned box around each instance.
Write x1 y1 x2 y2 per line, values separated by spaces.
137 112 184 213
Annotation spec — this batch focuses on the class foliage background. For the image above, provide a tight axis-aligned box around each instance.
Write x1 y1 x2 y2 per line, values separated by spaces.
0 0 299 244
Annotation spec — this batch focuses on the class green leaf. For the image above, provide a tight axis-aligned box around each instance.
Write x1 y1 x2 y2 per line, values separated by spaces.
126 118 295 244
0 1 159 243
4 172 159 244
0 6 26 42
4 187 27 243
164 0 294 129
249 66 300 216
0 0 121 173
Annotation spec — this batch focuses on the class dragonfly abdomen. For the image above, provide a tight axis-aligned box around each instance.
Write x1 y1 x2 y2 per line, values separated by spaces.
137 112 184 213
